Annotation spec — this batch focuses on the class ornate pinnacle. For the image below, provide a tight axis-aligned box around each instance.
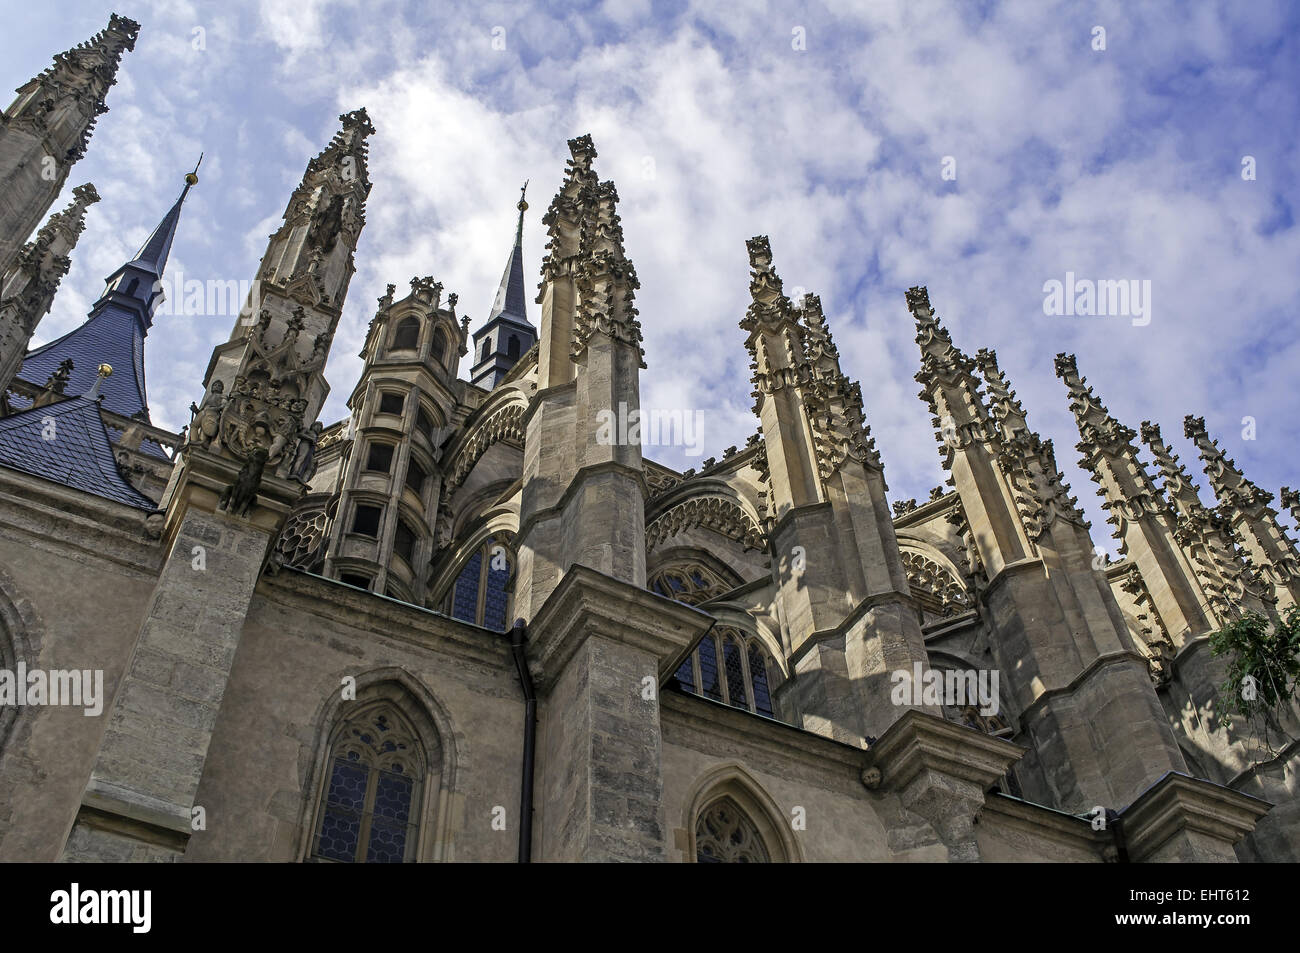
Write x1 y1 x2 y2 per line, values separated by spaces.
905 285 931 315
1281 487 1300 527
568 133 597 168
741 235 793 332
1184 414 1270 507
975 348 1029 425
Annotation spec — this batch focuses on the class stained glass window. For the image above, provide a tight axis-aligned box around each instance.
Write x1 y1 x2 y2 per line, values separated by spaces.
312 706 422 863
698 634 722 701
445 537 514 632
451 552 482 624
748 643 773 717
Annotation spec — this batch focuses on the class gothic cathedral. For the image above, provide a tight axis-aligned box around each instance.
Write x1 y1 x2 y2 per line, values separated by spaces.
0 13 1296 863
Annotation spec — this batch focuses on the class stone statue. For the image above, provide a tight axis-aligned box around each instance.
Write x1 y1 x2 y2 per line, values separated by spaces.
219 446 268 518
288 421 323 484
187 379 225 448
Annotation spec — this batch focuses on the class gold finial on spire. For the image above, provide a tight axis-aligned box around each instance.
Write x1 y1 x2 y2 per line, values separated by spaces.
517 180 529 213
185 153 204 187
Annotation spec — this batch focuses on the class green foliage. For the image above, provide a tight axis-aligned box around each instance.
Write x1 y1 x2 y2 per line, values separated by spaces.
1207 606 1300 717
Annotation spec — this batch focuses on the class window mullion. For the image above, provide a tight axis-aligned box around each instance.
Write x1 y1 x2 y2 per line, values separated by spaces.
355 764 381 862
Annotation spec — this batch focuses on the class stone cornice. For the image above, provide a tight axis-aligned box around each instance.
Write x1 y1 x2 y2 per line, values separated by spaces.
258 568 512 669
661 688 869 785
1119 771 1271 862
978 791 1109 855
527 564 714 692
866 709 1025 792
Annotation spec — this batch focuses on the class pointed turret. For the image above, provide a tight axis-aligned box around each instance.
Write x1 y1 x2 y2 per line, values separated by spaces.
17 166 198 420
0 13 138 277
1282 487 1300 529
471 183 538 388
1184 415 1300 609
744 260 938 745
62 110 377 863
0 183 99 395
1054 354 1220 640
741 236 820 513
906 287 1187 813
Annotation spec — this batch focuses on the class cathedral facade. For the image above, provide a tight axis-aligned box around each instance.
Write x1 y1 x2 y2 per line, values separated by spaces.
0 14 1296 863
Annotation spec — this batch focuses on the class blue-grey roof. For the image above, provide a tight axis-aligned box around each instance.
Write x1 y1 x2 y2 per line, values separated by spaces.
0 395 156 509
20 300 149 419
17 175 195 422
484 190 534 330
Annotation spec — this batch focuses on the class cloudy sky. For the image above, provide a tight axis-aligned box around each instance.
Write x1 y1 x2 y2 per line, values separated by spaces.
6 0 1299 544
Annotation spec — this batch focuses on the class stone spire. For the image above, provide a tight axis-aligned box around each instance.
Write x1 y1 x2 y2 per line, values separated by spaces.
797 292 882 480
471 182 538 389
0 182 99 395
740 236 820 514
61 111 376 863
535 133 599 388
976 347 1087 540
1184 415 1300 610
1054 354 1219 641
907 286 1187 814
515 133 648 618
1138 421 1266 620
513 136 707 862
0 13 138 277
1282 487 1300 529
738 243 936 745
17 167 198 421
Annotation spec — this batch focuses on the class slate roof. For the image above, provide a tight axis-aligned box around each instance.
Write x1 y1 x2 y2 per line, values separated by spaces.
20 301 149 419
17 176 195 422
0 395 156 510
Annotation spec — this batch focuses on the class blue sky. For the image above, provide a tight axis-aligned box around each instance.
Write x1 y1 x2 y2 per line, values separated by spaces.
6 0 1300 545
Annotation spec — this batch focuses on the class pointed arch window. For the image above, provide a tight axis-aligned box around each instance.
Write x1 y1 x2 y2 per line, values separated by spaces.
480 338 491 364
673 626 778 718
311 704 426 863
507 334 520 359
444 536 512 631
695 797 770 863
392 317 420 352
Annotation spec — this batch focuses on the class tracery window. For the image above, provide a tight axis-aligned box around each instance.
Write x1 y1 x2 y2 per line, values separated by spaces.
650 561 779 718
311 704 424 863
695 797 770 863
673 626 777 718
648 563 733 606
444 536 512 631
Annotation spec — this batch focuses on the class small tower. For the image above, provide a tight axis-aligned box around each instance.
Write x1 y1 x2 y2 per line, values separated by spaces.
0 183 100 395
322 276 466 601
470 183 537 389
0 13 138 277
